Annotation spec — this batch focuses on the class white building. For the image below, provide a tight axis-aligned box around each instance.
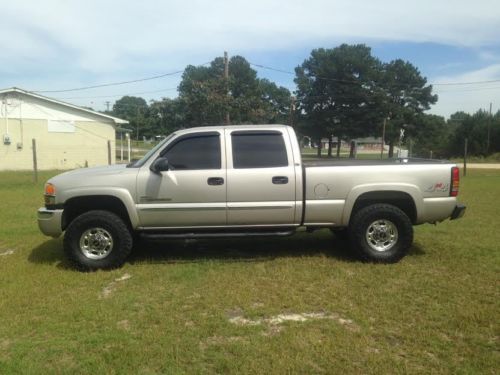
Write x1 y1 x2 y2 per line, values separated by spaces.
0 87 128 170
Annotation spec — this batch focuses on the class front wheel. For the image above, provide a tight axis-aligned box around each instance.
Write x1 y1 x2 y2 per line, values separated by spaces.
64 210 133 270
349 204 413 263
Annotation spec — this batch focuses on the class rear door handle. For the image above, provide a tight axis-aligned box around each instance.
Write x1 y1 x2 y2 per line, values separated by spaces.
207 177 224 186
272 176 289 184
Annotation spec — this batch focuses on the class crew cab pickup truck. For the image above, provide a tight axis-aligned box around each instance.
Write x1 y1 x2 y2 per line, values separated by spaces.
38 125 465 270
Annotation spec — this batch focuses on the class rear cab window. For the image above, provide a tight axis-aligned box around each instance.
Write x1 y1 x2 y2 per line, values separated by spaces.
231 130 288 169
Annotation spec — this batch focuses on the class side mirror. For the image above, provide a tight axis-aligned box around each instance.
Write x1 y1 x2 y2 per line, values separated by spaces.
150 157 170 173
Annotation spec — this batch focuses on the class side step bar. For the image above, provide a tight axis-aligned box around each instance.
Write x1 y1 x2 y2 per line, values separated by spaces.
140 230 295 240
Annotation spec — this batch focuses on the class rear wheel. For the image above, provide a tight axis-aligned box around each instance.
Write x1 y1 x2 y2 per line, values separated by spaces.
64 210 133 270
349 204 413 263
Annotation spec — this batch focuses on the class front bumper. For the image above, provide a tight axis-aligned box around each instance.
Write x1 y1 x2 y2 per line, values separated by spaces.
450 203 466 220
37 208 63 238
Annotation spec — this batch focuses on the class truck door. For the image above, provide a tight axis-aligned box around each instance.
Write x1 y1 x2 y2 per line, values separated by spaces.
136 131 227 227
225 129 296 225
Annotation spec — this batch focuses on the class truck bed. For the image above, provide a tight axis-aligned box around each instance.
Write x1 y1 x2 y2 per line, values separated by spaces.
303 157 451 167
301 157 457 226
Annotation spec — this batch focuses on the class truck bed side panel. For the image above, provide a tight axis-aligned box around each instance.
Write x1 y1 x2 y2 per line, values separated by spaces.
304 164 457 226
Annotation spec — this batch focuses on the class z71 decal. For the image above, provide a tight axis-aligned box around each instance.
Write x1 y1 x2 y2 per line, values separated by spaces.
425 182 450 193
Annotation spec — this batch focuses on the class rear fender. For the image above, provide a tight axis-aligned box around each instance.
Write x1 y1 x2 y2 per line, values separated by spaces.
341 183 422 226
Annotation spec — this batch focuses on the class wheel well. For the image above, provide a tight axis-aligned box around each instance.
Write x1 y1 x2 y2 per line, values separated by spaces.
62 196 131 230
350 191 417 224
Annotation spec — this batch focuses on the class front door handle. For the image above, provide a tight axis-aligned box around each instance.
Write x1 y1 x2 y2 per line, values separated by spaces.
207 177 224 186
272 176 289 184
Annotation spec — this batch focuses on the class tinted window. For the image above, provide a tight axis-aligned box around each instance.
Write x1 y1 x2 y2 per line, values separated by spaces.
163 134 221 170
232 132 288 168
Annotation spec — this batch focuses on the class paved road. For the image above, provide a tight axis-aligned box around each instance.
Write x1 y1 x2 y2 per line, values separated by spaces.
457 163 500 169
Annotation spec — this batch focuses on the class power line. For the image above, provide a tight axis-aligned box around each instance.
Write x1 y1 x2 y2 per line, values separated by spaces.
32 71 183 93
249 62 500 87
434 85 500 93
250 62 369 85
249 63 295 75
56 87 178 100
31 62 210 94
432 79 500 86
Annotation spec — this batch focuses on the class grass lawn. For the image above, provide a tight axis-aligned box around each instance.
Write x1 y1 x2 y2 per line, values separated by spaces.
0 169 498 373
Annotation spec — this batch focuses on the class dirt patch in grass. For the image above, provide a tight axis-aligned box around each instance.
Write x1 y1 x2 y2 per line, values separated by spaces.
0 249 15 256
99 273 132 299
228 311 359 332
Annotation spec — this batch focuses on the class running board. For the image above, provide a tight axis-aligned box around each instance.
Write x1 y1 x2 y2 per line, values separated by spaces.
140 230 295 240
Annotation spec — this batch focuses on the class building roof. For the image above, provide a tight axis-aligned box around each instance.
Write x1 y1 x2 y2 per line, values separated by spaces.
0 87 128 124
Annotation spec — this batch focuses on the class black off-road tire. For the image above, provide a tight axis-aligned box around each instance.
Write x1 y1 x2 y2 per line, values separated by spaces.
63 210 133 271
349 204 413 263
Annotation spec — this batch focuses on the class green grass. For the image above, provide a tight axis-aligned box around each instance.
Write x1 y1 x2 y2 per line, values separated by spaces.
0 169 499 373
450 152 500 163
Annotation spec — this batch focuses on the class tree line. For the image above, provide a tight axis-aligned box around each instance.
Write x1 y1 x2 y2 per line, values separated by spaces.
106 44 500 158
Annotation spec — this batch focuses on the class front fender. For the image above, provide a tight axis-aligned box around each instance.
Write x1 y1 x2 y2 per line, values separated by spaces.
60 187 140 228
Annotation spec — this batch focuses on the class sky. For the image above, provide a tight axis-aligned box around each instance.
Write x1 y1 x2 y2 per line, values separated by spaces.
1 0 500 119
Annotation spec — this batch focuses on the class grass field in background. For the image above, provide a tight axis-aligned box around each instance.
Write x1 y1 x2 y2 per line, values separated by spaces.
0 169 498 373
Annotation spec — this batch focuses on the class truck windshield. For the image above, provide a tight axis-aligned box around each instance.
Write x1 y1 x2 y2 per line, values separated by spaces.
126 133 176 168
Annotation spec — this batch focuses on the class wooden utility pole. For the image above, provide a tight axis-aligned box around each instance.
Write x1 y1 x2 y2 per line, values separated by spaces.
464 138 468 177
127 133 131 162
136 107 140 141
107 140 112 165
380 117 387 159
289 96 296 128
224 51 230 125
32 139 38 183
487 102 492 153
120 132 124 161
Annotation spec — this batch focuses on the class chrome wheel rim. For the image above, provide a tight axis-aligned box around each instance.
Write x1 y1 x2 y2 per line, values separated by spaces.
79 228 113 259
365 219 398 252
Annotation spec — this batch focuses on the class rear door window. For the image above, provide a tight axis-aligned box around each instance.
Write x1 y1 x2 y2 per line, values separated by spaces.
231 131 288 169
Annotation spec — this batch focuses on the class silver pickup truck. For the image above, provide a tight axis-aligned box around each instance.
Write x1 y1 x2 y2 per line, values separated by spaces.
38 125 465 270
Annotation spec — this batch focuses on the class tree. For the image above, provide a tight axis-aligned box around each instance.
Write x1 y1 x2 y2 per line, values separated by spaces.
446 109 500 157
294 44 383 157
148 98 185 136
112 96 148 140
378 59 437 157
256 79 292 124
178 55 291 127
178 60 228 126
410 114 449 158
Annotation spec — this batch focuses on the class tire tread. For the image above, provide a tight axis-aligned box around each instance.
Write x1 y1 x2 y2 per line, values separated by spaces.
63 210 133 271
349 203 413 263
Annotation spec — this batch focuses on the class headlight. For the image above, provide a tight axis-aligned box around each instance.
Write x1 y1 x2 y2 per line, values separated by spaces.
44 183 56 206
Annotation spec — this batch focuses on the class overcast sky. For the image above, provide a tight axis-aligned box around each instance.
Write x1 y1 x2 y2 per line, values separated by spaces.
1 0 499 118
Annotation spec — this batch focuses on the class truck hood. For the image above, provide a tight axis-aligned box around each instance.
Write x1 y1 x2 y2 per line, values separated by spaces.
50 164 129 182
47 164 139 202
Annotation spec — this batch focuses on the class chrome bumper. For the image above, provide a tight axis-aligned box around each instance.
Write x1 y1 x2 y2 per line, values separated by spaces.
37 208 63 238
